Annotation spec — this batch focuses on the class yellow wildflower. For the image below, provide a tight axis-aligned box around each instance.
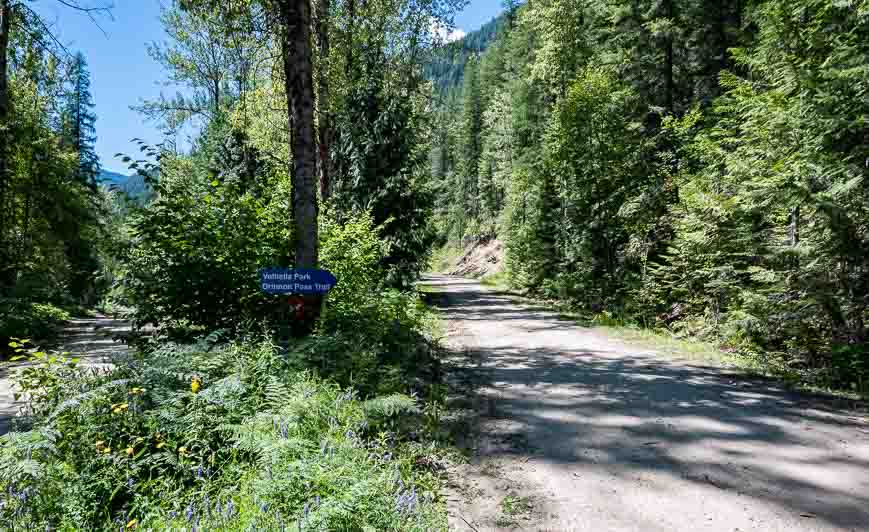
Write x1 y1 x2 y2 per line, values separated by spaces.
112 403 129 414
156 442 165 449
178 446 187 456
129 387 146 396
190 376 202 394
126 446 135 457
126 518 138 529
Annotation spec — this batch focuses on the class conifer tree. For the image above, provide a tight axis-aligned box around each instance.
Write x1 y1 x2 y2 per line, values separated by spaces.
458 55 483 233
64 52 100 190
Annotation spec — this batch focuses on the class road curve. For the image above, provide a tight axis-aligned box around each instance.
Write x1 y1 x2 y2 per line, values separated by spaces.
0 315 130 435
424 275 869 532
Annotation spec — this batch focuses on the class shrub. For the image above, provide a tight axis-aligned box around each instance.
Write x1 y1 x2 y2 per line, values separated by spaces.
0 300 70 356
0 338 448 530
121 151 289 334
310 215 442 396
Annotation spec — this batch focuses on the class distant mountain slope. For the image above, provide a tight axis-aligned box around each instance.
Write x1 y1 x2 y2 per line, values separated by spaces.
98 169 129 185
426 14 506 91
98 169 153 203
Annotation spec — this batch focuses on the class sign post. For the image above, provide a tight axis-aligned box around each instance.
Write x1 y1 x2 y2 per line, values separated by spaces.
259 267 337 338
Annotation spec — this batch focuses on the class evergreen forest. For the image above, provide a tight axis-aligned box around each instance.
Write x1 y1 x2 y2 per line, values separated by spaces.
0 0 867 529
431 0 869 393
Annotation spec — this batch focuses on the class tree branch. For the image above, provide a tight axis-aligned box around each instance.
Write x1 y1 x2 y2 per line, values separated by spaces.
53 0 115 38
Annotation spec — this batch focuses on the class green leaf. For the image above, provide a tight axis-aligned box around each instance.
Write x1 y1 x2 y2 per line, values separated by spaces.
211 180 220 187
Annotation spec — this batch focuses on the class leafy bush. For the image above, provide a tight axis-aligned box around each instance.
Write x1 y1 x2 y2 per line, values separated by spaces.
306 215 442 396
0 300 70 356
0 338 448 530
121 143 289 334
121 181 442 396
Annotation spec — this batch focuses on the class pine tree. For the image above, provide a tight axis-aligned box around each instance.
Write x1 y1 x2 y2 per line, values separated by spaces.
63 53 100 190
458 55 483 234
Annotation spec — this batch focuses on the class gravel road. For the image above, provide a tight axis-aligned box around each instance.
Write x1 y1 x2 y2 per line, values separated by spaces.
424 275 869 532
0 315 131 435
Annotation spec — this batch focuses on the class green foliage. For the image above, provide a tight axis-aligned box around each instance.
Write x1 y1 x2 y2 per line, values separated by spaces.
121 125 289 334
301 217 442 395
120 159 440 393
0 303 70 355
0 15 107 327
430 0 869 392
508 66 649 305
62 53 100 190
645 0 869 392
5 339 81 417
330 79 437 288
425 15 506 91
0 338 448 530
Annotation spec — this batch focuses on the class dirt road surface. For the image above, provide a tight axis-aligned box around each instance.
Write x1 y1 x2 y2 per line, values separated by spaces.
0 315 131 435
423 275 869 532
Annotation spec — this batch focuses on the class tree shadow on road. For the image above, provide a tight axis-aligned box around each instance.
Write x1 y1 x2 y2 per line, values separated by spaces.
423 275 869 530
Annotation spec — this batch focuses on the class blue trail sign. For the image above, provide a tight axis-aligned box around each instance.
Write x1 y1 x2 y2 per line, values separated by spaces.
260 268 338 295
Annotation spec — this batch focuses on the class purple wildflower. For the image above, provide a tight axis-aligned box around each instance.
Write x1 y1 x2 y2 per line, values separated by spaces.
185 503 195 522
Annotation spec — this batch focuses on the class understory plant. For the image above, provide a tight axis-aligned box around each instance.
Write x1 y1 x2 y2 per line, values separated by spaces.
0 338 449 531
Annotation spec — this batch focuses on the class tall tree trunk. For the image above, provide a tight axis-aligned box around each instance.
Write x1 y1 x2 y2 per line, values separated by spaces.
0 0 10 259
278 0 319 268
315 0 331 201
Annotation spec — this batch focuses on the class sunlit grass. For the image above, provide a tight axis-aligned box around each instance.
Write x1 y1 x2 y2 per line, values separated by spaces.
479 271 509 290
428 244 463 273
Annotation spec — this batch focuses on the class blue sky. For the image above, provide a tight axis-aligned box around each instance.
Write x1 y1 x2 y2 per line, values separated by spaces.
33 0 503 174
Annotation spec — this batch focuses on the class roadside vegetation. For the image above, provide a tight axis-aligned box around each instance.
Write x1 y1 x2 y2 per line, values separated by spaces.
0 0 465 529
430 0 869 396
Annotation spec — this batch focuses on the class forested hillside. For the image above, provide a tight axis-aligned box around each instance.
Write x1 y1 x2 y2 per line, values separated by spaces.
425 13 505 91
431 0 869 392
